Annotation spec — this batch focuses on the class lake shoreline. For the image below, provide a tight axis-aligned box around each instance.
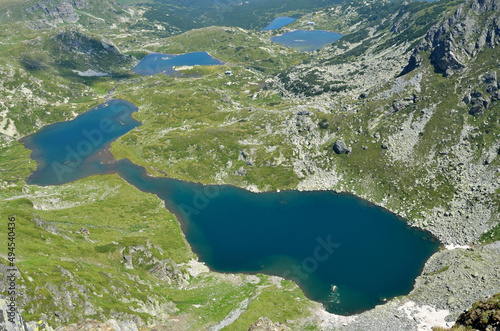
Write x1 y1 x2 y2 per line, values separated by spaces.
22 97 491 324
132 51 225 76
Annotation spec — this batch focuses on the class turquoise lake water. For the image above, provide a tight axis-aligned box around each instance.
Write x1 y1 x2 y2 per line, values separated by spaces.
132 52 224 76
20 100 440 315
271 30 343 51
262 17 297 31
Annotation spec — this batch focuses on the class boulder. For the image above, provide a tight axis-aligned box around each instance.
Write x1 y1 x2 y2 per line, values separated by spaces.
79 227 90 236
123 255 133 269
484 71 497 82
392 100 407 112
150 258 183 283
492 91 500 102
333 140 349 154
471 91 483 98
469 97 488 116
485 153 497 165
234 167 247 176
463 94 471 104
469 102 484 116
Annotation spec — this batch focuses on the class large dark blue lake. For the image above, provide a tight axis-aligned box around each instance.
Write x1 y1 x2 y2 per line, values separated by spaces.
132 51 224 76
20 100 440 315
271 30 343 51
262 17 297 31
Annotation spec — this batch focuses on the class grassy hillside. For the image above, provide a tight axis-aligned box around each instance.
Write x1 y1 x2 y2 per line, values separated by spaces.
0 137 316 329
0 0 499 329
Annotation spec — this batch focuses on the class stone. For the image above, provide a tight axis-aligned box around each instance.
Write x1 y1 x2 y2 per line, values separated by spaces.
486 84 497 93
463 94 471 104
381 142 389 149
319 119 329 129
239 150 254 166
492 91 500 102
483 71 497 84
123 255 133 269
469 101 484 116
333 140 349 154
485 153 497 165
149 258 183 283
79 227 90 235
471 91 483 98
235 167 247 176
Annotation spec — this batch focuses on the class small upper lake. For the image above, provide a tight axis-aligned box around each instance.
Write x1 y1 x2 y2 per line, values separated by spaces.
262 17 297 31
271 30 343 51
132 51 224 76
20 100 440 315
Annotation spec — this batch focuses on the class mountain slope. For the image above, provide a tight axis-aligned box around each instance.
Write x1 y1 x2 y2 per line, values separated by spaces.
0 0 500 330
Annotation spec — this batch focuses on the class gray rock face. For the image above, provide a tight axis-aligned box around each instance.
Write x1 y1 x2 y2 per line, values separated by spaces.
0 297 28 331
26 0 88 27
469 100 486 115
239 150 255 166
464 90 491 116
484 71 498 93
485 152 497 164
469 97 489 116
149 259 183 284
0 296 53 331
33 216 59 234
492 91 500 102
234 167 247 176
390 96 416 114
333 140 349 154
401 0 500 76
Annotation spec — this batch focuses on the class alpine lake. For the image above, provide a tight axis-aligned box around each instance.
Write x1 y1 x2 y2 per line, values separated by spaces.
20 99 441 315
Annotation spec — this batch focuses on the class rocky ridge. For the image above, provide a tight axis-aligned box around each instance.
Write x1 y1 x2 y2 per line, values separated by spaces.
402 0 500 76
22 0 128 30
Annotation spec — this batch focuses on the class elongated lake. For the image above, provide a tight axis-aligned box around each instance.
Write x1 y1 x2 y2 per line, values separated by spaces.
20 100 440 315
132 51 224 76
271 30 343 51
262 17 297 31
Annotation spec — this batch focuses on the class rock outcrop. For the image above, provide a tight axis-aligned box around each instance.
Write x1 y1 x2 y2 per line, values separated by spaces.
401 0 500 76
248 317 290 331
0 296 53 331
453 292 500 330
121 245 187 285
25 0 88 28
149 259 183 284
